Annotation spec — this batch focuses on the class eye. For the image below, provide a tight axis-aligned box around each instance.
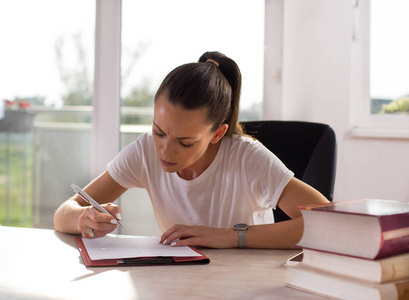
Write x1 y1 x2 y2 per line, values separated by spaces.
180 141 194 148
153 129 165 138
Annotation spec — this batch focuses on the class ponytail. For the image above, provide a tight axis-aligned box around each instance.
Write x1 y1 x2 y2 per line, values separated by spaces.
198 52 243 137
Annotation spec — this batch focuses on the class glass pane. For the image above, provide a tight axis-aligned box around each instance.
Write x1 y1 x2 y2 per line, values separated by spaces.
0 1 95 228
120 0 264 235
370 1 409 114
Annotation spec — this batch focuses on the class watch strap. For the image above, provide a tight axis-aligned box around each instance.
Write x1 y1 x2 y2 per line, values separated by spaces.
237 230 246 249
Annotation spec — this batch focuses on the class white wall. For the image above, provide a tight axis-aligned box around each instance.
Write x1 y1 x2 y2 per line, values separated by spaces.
279 0 409 202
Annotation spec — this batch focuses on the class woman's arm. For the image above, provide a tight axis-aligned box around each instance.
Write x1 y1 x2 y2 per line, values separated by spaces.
246 177 329 248
160 177 329 249
53 170 127 237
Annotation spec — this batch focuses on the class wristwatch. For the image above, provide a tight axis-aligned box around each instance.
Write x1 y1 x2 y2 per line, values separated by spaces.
233 223 249 249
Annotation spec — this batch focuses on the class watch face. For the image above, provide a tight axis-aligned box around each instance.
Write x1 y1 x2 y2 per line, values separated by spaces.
234 223 248 230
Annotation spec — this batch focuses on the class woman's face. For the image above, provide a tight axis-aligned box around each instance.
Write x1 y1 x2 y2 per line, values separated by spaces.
153 94 226 179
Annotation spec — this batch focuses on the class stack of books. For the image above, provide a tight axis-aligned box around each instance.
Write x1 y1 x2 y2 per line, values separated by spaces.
286 199 409 299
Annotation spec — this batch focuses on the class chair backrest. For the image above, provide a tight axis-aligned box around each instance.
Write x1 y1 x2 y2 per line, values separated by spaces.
241 120 337 222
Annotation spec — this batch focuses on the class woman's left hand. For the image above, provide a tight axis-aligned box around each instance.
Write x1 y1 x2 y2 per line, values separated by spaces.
160 224 238 248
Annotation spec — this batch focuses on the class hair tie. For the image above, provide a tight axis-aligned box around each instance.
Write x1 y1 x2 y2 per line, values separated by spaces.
206 59 219 67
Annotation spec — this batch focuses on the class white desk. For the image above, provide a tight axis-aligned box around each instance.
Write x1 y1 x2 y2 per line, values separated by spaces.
0 226 323 299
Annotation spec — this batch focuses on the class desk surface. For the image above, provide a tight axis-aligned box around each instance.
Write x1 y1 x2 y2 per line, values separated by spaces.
0 226 323 300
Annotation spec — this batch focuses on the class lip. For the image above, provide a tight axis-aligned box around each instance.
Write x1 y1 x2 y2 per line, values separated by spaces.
160 158 177 167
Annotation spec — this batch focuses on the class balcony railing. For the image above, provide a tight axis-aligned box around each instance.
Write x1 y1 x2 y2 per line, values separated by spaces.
0 105 260 232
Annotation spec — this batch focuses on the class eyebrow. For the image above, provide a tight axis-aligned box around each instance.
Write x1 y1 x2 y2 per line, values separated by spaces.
153 122 196 140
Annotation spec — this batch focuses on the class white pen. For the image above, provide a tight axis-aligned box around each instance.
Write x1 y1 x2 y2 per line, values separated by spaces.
71 184 122 227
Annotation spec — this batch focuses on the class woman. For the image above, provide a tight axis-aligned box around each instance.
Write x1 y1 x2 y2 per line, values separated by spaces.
54 51 329 249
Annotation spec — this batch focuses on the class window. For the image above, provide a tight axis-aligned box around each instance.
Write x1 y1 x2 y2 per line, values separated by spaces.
0 1 95 227
351 0 409 136
370 1 409 115
1 0 265 230
120 0 265 125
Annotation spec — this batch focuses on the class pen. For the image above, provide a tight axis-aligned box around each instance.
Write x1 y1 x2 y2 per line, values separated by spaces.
71 184 122 227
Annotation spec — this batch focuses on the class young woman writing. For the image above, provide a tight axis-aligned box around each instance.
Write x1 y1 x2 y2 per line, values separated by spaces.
54 51 329 249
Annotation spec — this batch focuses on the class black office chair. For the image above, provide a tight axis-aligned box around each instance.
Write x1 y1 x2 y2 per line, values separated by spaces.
241 120 337 222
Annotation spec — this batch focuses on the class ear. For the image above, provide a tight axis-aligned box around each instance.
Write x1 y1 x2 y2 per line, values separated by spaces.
210 124 229 144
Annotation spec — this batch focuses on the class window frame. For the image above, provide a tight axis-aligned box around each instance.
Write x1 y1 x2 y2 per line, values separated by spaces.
92 0 122 178
263 0 284 120
350 0 409 138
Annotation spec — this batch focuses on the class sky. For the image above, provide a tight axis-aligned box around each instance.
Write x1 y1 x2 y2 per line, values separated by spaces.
370 1 409 99
0 1 95 106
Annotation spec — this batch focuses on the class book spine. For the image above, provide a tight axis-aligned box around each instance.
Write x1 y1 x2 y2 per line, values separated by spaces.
377 214 409 259
376 234 409 259
379 213 409 232
394 280 409 298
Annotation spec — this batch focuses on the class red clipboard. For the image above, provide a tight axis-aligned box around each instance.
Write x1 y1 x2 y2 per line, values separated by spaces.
75 237 210 267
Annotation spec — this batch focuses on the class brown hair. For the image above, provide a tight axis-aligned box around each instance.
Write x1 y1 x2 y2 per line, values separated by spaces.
154 51 243 137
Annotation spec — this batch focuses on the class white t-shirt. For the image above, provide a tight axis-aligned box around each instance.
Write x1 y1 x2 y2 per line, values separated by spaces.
107 132 294 233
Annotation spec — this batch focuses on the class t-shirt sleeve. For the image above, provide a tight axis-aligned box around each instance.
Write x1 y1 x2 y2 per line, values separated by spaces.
243 139 294 209
107 134 148 189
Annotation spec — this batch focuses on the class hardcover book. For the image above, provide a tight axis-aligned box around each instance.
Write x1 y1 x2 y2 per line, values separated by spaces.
286 263 409 300
301 248 409 283
297 199 409 259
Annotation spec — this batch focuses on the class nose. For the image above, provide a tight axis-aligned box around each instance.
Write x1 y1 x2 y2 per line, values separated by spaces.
160 138 176 157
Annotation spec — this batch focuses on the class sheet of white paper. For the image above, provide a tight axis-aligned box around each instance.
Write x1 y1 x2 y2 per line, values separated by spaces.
82 234 201 260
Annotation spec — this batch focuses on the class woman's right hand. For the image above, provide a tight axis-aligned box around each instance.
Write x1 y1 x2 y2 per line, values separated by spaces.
54 171 127 235
78 203 122 239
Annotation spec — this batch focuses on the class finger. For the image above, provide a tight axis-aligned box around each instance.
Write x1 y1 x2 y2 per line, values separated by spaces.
103 203 122 221
160 225 181 244
80 226 96 239
161 225 192 245
78 207 117 236
89 230 96 238
170 238 189 247
78 207 94 234
163 226 195 245
170 237 198 247
80 225 113 239
89 207 119 227
83 228 112 239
